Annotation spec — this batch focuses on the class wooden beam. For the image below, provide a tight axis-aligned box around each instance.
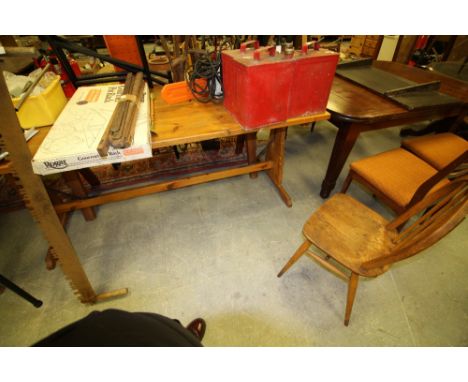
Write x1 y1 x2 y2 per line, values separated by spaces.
305 251 349 281
54 161 273 214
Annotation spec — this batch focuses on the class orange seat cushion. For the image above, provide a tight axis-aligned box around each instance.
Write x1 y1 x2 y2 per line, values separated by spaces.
351 148 450 210
402 133 468 170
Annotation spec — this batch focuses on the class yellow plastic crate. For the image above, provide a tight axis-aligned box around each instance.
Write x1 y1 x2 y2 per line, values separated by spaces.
12 77 68 129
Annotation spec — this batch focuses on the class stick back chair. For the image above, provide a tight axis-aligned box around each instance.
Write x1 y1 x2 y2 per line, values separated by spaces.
277 176 468 326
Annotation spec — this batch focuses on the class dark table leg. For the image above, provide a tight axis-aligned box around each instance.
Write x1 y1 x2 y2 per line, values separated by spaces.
235 135 245 155
79 168 101 187
399 116 457 137
246 132 258 179
320 123 361 198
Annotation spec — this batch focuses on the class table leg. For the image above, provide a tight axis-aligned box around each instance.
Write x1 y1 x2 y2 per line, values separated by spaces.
246 132 258 179
235 135 245 155
79 168 101 187
399 116 457 137
320 123 361 198
62 170 97 221
266 127 292 207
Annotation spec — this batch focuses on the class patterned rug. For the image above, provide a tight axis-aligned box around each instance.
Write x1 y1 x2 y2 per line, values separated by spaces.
0 137 247 212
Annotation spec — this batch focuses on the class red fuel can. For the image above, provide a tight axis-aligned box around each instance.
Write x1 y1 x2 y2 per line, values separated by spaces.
222 40 339 129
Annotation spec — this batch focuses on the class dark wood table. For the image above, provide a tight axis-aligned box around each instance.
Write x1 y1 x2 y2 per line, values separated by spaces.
320 60 468 198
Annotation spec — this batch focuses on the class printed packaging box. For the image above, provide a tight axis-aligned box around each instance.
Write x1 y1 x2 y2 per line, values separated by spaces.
32 83 152 175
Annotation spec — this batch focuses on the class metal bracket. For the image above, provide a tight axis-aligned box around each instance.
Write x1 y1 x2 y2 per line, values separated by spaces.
44 35 172 88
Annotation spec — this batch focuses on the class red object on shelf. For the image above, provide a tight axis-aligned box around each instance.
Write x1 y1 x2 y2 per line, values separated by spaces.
103 35 142 72
222 41 339 129
414 35 429 50
408 35 430 67
35 49 82 98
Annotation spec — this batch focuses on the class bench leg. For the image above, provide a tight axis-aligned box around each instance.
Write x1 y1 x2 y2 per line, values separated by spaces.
246 132 258 179
62 170 97 221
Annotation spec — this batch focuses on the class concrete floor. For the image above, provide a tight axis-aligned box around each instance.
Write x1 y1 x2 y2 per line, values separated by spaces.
0 121 467 346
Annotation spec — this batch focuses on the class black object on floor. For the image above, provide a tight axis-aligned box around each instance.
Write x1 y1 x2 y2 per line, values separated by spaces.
33 309 204 347
0 274 43 308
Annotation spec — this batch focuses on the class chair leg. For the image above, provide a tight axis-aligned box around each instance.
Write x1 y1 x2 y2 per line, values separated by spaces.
341 172 353 193
344 272 359 326
277 241 310 278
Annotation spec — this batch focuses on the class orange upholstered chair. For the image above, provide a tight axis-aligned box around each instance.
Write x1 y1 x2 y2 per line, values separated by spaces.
278 177 468 326
402 133 468 170
341 147 467 215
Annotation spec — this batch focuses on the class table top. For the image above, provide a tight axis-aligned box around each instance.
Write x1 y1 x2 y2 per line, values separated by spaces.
151 87 330 148
327 60 468 124
1 88 330 173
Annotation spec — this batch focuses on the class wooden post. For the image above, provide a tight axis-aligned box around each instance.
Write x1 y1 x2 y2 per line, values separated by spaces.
246 132 258 179
265 127 292 207
62 171 97 221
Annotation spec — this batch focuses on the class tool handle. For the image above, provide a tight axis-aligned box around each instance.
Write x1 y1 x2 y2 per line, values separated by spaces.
240 40 260 52
301 41 321 54
253 46 276 60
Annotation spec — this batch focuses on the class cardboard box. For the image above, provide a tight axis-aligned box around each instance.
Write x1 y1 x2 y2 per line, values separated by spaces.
32 83 152 175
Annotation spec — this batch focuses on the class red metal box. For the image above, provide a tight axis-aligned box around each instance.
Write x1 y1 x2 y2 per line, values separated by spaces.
222 42 339 129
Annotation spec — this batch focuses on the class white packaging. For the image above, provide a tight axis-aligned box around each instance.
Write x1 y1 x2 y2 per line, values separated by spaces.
32 83 152 175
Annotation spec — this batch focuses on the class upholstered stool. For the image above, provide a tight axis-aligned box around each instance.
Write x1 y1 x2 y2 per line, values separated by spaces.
341 148 450 214
402 133 468 170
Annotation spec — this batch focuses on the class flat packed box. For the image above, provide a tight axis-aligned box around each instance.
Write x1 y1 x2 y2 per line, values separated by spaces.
32 83 152 175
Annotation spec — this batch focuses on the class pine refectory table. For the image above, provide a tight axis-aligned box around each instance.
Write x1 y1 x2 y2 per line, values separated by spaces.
38 87 330 218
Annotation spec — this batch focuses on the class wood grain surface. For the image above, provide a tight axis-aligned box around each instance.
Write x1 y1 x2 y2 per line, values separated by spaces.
328 61 468 123
151 87 330 148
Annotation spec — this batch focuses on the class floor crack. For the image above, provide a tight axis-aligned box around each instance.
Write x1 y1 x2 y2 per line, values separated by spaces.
389 271 417 346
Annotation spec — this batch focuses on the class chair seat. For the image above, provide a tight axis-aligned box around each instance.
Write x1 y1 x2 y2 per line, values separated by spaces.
350 148 450 211
303 193 396 277
402 133 468 170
